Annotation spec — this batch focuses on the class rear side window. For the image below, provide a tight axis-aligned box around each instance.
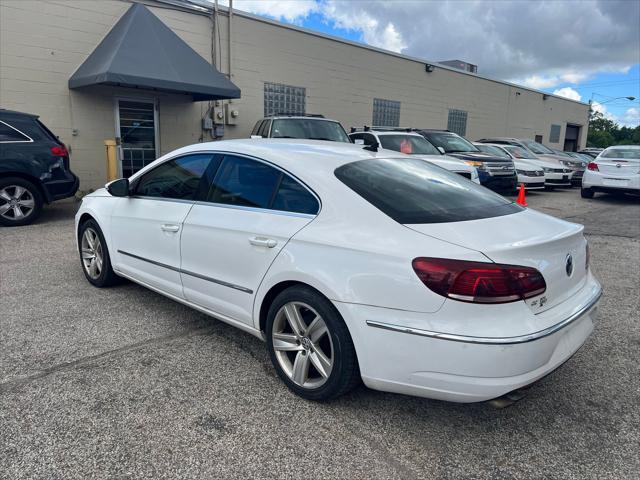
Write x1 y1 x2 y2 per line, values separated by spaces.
0 121 31 142
208 155 319 214
335 158 522 224
135 154 214 200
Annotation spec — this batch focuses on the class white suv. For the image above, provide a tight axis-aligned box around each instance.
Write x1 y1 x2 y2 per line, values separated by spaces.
349 129 479 183
250 115 351 142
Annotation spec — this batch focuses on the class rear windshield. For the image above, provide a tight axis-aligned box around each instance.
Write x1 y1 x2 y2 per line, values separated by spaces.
601 148 640 160
503 145 537 159
271 119 350 142
522 140 554 155
378 134 440 155
335 158 523 224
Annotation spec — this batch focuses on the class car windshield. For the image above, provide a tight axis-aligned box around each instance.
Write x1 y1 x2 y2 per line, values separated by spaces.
522 140 555 155
601 148 640 160
422 132 479 153
378 134 440 155
475 144 511 159
271 119 350 142
503 145 537 159
335 157 522 224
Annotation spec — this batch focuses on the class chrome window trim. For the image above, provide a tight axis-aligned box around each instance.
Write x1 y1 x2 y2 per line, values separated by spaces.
125 150 321 215
0 120 34 143
366 287 602 345
130 195 196 205
193 200 316 219
118 250 253 294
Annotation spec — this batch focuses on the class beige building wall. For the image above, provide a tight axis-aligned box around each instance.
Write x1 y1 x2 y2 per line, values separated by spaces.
0 0 589 190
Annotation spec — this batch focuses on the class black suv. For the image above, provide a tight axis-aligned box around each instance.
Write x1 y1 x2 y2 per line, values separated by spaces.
415 129 517 192
0 109 79 226
250 114 352 142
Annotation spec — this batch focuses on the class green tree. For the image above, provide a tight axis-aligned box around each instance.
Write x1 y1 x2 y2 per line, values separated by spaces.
587 111 639 147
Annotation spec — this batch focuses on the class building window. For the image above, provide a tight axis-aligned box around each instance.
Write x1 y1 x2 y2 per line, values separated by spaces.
264 82 306 116
373 98 401 127
549 124 561 143
535 134 543 143
447 109 468 136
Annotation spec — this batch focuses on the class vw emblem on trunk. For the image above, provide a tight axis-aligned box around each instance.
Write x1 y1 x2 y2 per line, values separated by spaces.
565 254 574 277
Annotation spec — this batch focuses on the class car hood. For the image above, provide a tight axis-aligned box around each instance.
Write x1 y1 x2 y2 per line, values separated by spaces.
513 159 543 171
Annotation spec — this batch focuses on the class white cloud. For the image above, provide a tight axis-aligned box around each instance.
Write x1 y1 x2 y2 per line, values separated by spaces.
620 107 640 127
522 75 562 89
220 0 318 23
553 87 582 101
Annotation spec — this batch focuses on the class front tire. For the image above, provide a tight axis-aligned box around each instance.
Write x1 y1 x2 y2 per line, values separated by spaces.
581 187 595 199
78 219 120 287
266 286 360 401
0 177 43 226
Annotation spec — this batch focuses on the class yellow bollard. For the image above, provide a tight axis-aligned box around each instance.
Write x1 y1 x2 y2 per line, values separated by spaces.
104 139 118 181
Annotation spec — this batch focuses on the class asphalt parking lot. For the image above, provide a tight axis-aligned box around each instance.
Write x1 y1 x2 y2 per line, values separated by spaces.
1 189 639 479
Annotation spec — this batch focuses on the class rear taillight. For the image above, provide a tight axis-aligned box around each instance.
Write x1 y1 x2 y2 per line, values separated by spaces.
412 257 546 304
587 162 599 171
51 145 69 157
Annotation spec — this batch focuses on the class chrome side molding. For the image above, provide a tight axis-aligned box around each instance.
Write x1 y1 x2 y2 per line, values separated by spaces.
366 287 602 345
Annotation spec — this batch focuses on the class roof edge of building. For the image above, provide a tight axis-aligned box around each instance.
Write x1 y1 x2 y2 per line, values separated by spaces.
149 0 589 107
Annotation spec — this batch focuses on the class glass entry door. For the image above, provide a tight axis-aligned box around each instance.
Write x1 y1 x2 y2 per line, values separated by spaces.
116 99 158 177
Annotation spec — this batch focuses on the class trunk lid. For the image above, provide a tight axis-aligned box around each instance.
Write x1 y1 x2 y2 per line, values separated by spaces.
596 157 640 176
406 209 588 313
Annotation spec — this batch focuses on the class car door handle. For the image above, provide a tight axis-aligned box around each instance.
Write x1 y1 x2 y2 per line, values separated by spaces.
249 236 278 248
161 224 180 233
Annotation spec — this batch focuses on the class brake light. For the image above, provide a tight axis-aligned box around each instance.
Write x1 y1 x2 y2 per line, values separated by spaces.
587 162 599 171
412 257 546 304
51 145 69 157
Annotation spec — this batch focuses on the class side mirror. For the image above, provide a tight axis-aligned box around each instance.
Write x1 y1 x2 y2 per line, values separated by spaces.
250 135 263 139
437 146 446 155
106 178 130 197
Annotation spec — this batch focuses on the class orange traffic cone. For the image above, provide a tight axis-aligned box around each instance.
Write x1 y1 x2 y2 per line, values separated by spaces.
516 183 528 207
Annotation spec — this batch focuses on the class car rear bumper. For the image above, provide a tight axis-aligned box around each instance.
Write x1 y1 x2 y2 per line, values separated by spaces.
335 281 602 403
43 171 79 202
582 170 640 192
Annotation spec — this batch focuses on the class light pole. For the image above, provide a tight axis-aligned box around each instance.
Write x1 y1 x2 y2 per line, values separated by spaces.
588 94 636 119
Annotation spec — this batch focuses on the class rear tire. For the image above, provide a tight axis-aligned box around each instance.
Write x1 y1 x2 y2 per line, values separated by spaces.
0 177 43 226
78 219 121 287
581 187 595 199
266 285 360 401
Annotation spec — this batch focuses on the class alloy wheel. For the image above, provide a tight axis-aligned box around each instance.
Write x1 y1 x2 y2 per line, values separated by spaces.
81 228 104 279
0 185 35 221
272 301 334 389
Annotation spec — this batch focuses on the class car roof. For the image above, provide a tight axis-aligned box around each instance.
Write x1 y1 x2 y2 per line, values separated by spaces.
0 109 39 119
144 139 406 187
604 145 640 149
264 116 340 122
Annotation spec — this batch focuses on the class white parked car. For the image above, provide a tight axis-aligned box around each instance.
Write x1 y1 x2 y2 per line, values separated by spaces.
474 143 545 190
581 145 640 198
75 140 602 403
497 144 574 189
349 130 480 183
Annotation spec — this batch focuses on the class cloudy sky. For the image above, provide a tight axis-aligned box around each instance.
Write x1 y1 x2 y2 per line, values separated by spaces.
221 0 640 126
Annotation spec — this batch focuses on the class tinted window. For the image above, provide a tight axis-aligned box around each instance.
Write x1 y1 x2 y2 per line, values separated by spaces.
335 158 522 224
258 120 270 137
422 132 479 153
209 156 281 208
503 145 537 159
601 148 640 160
208 155 318 214
251 120 263 136
0 121 30 142
522 140 555 155
272 175 319 214
135 154 213 199
379 134 440 155
271 119 350 142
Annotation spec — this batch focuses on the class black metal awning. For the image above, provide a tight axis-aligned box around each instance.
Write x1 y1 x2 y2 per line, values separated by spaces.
68 3 240 101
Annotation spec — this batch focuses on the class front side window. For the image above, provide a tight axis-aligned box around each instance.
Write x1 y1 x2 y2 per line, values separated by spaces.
424 132 478 153
378 134 440 155
270 119 350 142
0 121 31 142
208 155 319 214
135 154 213 200
335 157 522 224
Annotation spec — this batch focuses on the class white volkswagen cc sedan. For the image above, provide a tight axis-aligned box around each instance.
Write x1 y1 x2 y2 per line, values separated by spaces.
75 140 602 403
